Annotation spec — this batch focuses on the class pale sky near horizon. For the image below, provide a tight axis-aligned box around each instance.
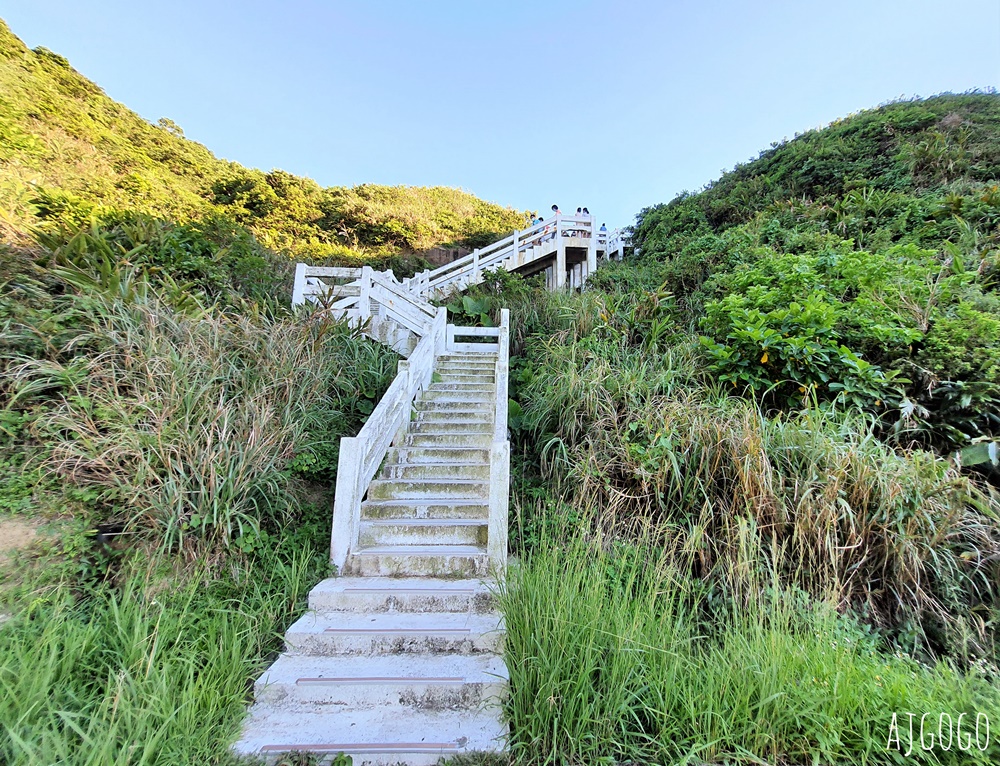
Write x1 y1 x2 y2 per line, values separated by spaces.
3 1 999 228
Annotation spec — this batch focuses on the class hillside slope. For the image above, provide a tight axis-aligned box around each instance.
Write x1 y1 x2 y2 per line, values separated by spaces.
0 18 527 263
624 93 1000 450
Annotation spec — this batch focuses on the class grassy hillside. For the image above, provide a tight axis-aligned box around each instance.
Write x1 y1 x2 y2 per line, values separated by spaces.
3 17 1000 763
453 95 1000 764
626 93 1000 451
0 17 528 271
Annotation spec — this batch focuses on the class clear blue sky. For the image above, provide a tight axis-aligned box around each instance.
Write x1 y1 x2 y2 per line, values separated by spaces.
4 1 999 227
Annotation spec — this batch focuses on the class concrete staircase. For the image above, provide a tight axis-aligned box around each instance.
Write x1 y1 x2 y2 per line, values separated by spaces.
235 352 507 764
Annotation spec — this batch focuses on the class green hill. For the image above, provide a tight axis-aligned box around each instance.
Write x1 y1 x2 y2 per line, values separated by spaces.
3 14 1000 763
0 18 527 273
624 93 1000 450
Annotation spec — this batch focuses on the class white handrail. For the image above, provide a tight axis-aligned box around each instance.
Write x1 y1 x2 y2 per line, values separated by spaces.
488 307 510 572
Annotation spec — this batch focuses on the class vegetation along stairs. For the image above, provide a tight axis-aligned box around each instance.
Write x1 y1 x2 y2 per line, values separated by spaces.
237 263 513 761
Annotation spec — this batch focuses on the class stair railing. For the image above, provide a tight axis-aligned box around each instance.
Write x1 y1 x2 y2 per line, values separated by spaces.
330 303 448 571
488 308 510 571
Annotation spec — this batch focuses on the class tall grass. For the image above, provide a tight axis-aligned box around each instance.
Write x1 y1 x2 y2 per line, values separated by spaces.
0 265 397 761
4 289 397 550
0 545 319 765
513 310 1000 657
500 527 1000 765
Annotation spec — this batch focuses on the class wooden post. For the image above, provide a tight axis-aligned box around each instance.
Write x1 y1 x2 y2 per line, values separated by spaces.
472 248 480 285
555 214 566 289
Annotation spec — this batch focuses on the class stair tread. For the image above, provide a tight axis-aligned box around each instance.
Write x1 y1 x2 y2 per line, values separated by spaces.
236 706 505 756
257 652 508 685
314 576 494 593
353 544 486 556
363 518 486 526
288 610 502 634
363 498 488 506
370 478 488 486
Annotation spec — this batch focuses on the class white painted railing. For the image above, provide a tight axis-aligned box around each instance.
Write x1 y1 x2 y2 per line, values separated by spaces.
293 265 434 330
404 213 608 299
606 228 629 261
488 309 510 572
292 212 622 306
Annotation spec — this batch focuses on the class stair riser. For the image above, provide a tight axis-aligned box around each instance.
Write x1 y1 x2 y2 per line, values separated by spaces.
367 481 488 500
433 375 495 384
413 412 493 425
425 383 497 392
359 523 488 547
255 680 506 710
252 750 483 766
420 392 496 404
410 422 493 435
435 361 496 369
414 400 494 412
361 501 489 520
403 434 493 448
383 463 490 480
286 630 502 656
387 447 490 464
309 589 496 614
344 552 490 578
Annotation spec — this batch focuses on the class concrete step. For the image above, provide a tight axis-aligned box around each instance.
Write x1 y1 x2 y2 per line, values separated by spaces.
434 369 496 379
432 373 494 384
344 546 490 577
413 399 493 412
253 653 508 709
425 381 496 392
410 420 493 435
387 446 491 464
235 706 506 764
403 432 493 448
436 357 497 367
359 519 488 547
308 577 496 613
361 498 489 520
410 409 496 426
285 610 503 655
381 462 490 481
420 390 495 403
367 478 488 501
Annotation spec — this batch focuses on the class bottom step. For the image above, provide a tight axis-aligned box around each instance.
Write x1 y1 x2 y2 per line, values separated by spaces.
235 707 506 766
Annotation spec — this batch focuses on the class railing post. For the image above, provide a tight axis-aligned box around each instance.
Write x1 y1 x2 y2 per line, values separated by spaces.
512 229 519 265
586 221 598 287
434 306 447 358
555 214 566 289
488 441 509 571
330 436 363 571
472 248 480 286
291 263 308 306
359 265 372 323
489 307 510 572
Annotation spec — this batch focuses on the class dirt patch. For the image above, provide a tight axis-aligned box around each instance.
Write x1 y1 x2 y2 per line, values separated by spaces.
0 518 40 559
